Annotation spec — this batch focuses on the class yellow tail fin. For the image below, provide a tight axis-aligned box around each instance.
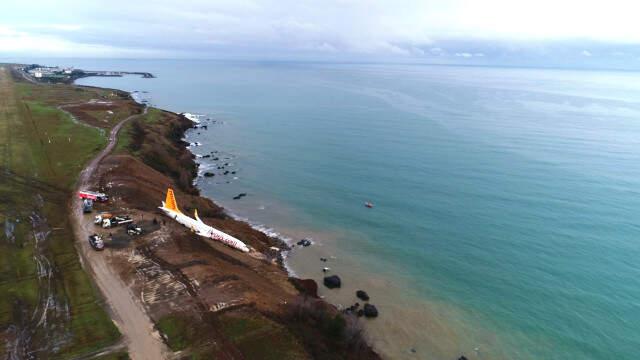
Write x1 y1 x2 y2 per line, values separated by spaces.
164 188 181 213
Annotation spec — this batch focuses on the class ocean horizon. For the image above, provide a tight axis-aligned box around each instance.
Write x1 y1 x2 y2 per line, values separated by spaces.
67 59 640 359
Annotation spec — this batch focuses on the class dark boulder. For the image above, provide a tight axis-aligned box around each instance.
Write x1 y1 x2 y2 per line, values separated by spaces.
323 275 341 289
320 257 327 262
458 357 468 360
203 172 215 177
357 309 364 317
363 303 378 318
297 239 312 247
356 290 370 301
202 154 211 158
289 278 319 298
223 170 230 175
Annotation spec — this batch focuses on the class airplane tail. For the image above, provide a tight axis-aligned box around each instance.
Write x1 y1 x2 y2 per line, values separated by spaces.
164 188 181 213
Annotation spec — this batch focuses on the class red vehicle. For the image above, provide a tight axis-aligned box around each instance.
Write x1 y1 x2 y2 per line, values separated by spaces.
78 190 109 202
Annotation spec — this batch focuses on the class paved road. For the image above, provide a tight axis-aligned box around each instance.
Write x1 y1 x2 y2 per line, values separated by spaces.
70 107 169 360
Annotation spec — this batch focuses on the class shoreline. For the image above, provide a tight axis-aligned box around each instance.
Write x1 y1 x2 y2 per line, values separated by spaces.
69 74 384 358
125 92 310 277
71 72 492 360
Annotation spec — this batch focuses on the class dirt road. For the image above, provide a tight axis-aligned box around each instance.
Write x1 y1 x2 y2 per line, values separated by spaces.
70 107 169 360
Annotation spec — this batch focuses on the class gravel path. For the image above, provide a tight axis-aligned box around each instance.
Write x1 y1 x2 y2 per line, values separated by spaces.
70 107 169 360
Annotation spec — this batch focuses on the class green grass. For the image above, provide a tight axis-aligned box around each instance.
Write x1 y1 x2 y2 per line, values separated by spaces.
115 107 162 154
22 100 107 188
156 314 195 351
218 311 309 360
0 66 120 358
144 107 162 124
156 311 308 359
114 122 134 154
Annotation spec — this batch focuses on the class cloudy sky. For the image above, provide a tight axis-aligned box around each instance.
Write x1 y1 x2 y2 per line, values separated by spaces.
2 0 640 67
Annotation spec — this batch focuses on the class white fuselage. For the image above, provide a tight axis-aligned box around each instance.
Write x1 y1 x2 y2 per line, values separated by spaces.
159 205 250 253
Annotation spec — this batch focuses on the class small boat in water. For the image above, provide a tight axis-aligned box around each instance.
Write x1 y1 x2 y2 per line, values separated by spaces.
365 202 374 208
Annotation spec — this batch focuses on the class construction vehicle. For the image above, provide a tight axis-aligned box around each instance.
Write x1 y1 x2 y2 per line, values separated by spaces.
78 190 109 202
126 223 143 236
88 234 105 250
94 213 133 229
82 199 93 213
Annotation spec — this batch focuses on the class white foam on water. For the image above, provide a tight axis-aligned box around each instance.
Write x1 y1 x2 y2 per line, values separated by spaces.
182 112 201 123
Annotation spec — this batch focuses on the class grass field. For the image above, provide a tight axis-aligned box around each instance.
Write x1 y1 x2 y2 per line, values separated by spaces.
0 66 121 358
155 310 308 360
218 310 308 360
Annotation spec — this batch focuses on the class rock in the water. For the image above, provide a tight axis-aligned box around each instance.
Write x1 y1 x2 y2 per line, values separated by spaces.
203 172 215 177
356 290 370 301
320 257 327 262
232 193 247 200
363 303 378 318
202 154 211 158
223 170 230 175
323 275 341 289
297 239 312 247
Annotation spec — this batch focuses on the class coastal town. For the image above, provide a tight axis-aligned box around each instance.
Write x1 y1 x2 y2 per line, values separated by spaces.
20 63 154 83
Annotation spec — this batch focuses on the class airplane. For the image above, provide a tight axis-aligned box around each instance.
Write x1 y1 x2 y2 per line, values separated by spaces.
159 188 250 253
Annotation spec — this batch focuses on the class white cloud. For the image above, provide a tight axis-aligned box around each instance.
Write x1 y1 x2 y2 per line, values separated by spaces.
0 25 164 57
582 50 593 57
430 47 444 56
455 52 473 58
35 24 83 31
1 0 640 58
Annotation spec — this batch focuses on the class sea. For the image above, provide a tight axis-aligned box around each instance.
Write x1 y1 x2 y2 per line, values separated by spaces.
54 59 640 359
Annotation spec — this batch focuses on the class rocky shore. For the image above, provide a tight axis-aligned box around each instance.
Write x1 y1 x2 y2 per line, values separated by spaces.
87 94 382 359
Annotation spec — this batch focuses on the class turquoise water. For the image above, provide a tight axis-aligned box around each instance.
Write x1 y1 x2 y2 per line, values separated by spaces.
72 60 640 359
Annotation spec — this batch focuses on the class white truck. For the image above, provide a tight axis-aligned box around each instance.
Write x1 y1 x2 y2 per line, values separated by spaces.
94 213 133 229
